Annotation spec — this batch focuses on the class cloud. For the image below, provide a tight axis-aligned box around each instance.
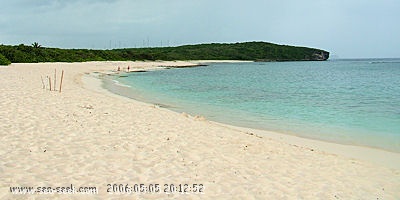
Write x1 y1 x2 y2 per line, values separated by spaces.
0 0 399 57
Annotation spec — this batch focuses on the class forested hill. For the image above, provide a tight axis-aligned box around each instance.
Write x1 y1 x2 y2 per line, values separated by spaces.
0 42 329 65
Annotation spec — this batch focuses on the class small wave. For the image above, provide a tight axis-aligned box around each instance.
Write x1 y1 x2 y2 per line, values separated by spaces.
369 61 400 64
112 80 131 88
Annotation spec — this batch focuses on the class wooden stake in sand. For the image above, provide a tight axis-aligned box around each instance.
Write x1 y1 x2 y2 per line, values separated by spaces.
59 70 64 93
49 77 52 91
41 76 45 89
54 69 57 91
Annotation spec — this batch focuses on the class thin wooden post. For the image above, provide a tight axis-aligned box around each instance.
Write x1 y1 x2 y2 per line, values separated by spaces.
59 70 64 93
54 69 57 91
41 76 45 89
49 76 52 91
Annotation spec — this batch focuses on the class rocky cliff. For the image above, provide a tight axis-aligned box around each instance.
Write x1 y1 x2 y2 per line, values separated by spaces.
312 51 330 61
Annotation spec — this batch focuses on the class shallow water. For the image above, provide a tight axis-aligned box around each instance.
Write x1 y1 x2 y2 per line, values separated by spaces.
105 59 400 152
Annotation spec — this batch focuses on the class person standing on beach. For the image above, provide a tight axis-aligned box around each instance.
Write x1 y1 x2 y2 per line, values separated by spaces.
127 66 130 72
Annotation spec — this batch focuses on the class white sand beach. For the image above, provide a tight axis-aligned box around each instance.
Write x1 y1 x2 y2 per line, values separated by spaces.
0 61 399 199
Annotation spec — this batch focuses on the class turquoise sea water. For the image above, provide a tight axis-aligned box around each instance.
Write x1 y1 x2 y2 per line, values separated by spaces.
104 59 400 152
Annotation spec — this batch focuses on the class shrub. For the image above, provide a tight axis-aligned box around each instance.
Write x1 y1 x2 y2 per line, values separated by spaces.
0 53 11 65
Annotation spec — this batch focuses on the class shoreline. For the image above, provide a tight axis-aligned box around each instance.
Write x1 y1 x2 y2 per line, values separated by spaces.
1 61 399 199
86 70 400 170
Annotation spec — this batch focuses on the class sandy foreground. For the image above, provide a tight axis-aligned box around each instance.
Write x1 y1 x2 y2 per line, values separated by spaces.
0 61 399 199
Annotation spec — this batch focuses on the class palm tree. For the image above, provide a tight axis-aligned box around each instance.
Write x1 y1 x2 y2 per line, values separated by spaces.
32 42 41 48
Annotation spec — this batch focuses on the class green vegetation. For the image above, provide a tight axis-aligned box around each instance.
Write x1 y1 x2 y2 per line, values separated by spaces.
0 53 11 65
32 42 42 48
0 42 329 65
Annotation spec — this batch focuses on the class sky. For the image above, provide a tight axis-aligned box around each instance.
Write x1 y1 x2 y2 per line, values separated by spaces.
0 0 399 58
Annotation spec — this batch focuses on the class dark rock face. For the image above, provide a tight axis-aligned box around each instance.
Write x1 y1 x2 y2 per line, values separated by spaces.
312 51 330 61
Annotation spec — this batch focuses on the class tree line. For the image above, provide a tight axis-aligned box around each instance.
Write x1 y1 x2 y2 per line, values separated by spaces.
0 41 329 65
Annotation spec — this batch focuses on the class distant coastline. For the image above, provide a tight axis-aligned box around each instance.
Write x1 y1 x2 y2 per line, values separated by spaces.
0 41 329 65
